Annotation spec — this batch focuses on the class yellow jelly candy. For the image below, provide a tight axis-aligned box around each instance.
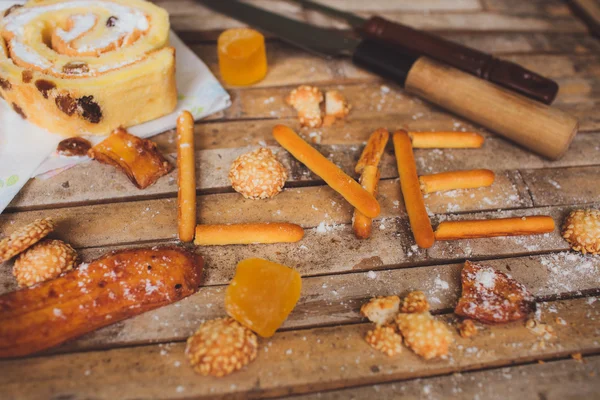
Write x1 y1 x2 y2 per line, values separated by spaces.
225 258 302 337
218 28 268 86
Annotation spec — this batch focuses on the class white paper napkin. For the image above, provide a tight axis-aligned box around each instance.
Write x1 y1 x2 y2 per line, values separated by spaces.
0 16 230 213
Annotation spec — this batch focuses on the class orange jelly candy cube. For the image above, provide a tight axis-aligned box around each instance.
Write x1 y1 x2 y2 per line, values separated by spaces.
218 28 268 86
225 258 302 337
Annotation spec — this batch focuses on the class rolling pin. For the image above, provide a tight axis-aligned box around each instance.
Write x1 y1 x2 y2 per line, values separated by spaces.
353 41 579 160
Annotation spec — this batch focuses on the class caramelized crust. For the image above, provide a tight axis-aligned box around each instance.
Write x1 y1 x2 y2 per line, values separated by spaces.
88 128 173 189
0 247 203 358
455 261 535 324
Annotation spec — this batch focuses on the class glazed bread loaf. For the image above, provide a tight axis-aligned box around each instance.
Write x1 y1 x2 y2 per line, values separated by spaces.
0 0 176 136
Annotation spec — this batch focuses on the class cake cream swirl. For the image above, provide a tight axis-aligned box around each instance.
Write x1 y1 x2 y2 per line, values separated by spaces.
1 0 163 77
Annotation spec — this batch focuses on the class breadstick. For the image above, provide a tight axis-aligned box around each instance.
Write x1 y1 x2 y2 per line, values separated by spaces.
393 131 435 248
177 111 196 242
408 132 484 148
353 166 381 239
419 169 495 194
273 125 380 218
435 216 555 240
194 223 304 246
355 128 390 174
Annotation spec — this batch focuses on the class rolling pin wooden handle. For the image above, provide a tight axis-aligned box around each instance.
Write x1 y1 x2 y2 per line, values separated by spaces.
404 57 579 160
362 16 559 104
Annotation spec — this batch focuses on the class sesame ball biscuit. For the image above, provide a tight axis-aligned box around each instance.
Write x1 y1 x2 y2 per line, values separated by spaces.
186 318 258 377
562 209 600 255
229 148 288 200
13 239 78 287
0 218 55 263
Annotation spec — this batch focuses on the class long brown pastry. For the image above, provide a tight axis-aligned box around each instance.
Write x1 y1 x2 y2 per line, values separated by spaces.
194 223 304 246
0 247 203 358
393 130 435 248
353 128 389 239
273 125 380 218
434 216 555 240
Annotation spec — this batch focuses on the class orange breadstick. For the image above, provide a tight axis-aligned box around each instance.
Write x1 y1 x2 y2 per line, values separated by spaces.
355 128 390 174
273 125 380 218
435 216 555 240
393 131 435 248
353 166 381 239
177 111 196 242
408 132 484 148
194 223 304 246
419 169 495 194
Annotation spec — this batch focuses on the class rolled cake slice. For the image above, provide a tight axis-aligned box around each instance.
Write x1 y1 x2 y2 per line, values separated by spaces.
0 0 176 136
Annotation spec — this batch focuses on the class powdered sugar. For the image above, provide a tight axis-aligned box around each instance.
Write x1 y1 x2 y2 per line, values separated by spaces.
474 269 496 289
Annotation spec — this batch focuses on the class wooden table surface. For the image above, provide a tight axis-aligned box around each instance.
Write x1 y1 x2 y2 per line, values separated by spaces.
2 0 600 399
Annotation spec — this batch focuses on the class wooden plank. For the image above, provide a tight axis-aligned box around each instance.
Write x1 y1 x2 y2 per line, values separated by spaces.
521 165 600 207
190 41 600 90
305 11 587 32
9 128 600 211
0 297 597 399
159 0 586 34
2 202 594 292
9 135 539 210
12 251 597 355
292 356 600 400
158 0 483 13
0 173 533 248
219 79 600 122
445 32 600 54
569 0 600 37
483 0 573 16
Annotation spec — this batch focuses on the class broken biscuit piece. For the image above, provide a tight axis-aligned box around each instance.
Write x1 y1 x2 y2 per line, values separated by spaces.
360 295 400 326
365 325 403 356
457 319 478 338
286 85 323 128
396 312 452 360
401 291 430 314
323 90 350 126
455 261 535 324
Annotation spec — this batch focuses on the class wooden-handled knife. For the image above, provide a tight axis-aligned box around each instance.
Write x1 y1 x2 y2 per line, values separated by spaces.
199 0 578 160
288 0 559 105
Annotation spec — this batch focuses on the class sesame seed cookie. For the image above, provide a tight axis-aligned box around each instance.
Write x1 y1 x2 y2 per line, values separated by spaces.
562 209 600 255
186 317 258 377
0 218 55 263
13 239 78 287
229 148 287 200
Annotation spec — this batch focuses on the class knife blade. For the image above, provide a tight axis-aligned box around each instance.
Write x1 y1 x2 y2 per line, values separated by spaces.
198 0 578 160
199 0 360 59
288 0 559 105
